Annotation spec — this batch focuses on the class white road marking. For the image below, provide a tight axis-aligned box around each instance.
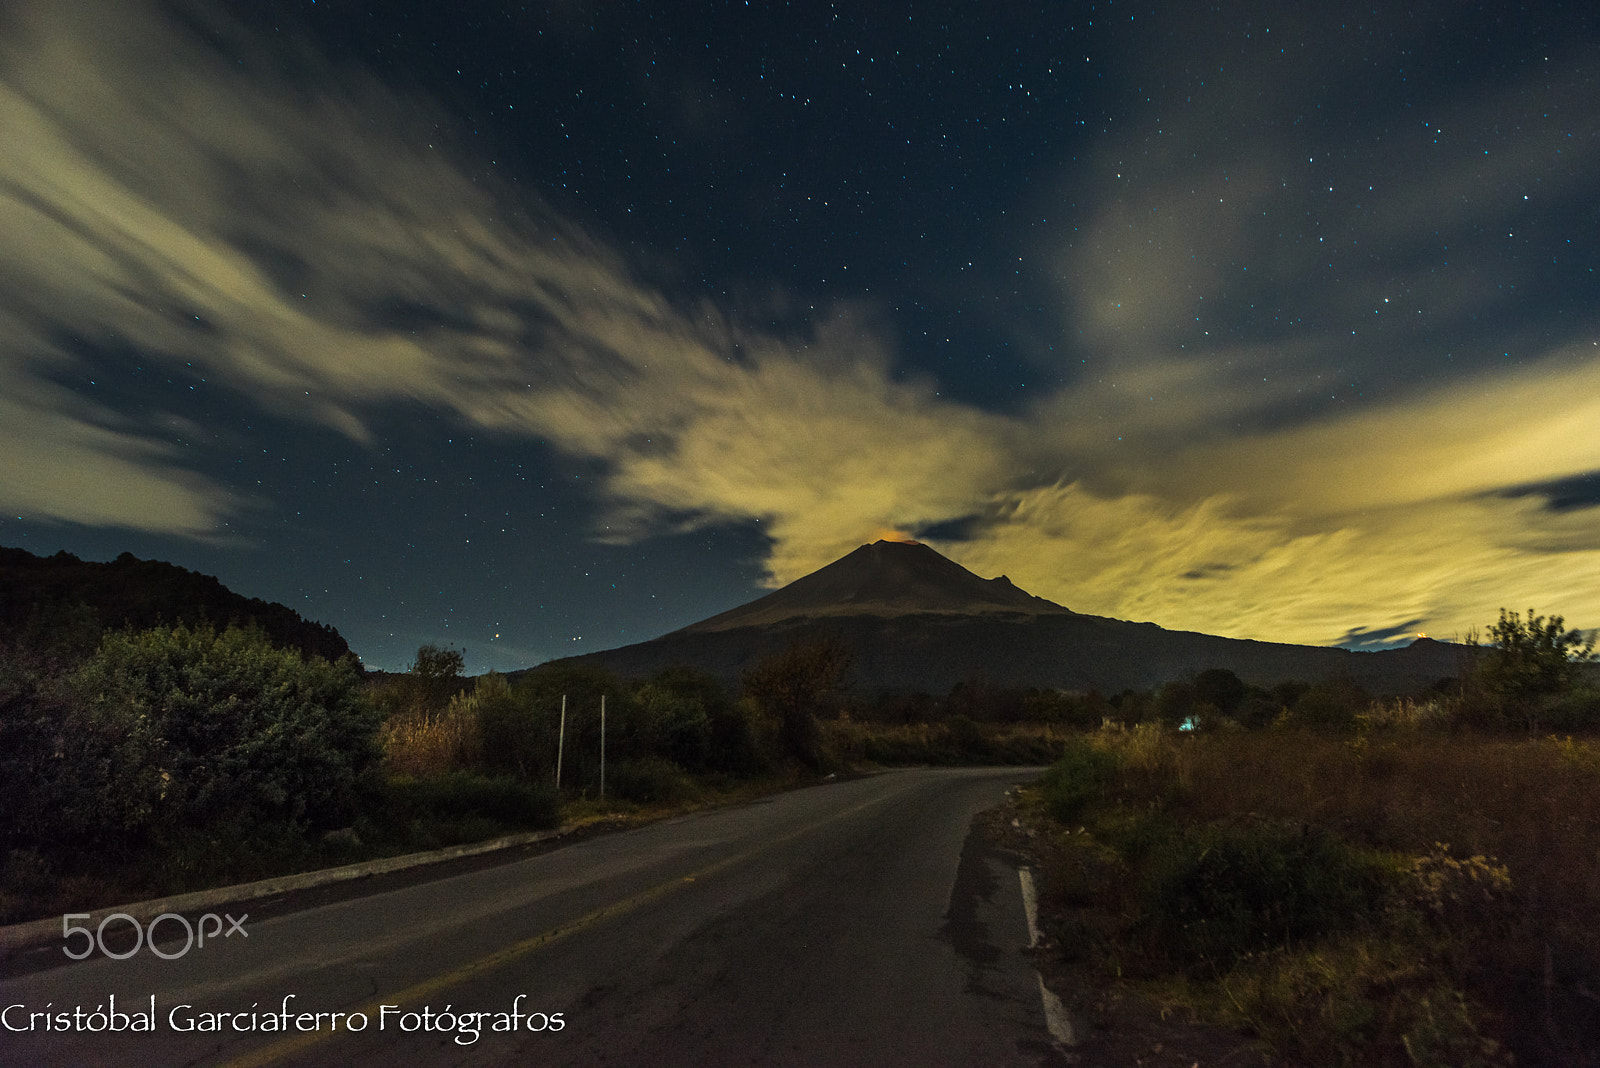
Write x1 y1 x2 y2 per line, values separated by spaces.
1018 866 1042 947
1036 972 1078 1047
1019 866 1077 1048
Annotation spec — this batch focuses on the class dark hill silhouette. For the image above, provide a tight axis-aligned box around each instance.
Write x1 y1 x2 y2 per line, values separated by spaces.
0 545 354 664
555 540 1466 694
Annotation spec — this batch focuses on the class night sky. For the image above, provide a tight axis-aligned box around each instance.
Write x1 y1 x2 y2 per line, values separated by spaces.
3 0 1598 671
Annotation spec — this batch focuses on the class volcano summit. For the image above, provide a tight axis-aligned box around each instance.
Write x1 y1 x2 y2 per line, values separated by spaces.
681 539 1072 631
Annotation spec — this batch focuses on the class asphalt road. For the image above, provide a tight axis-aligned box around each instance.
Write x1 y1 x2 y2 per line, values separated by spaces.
1 768 1064 1067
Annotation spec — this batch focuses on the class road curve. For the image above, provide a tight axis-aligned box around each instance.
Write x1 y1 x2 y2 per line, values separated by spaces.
1 768 1063 1067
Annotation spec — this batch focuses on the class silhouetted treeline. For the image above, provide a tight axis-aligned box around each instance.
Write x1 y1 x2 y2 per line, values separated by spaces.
0 546 352 664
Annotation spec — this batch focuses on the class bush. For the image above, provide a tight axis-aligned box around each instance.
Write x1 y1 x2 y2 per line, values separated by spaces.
58 624 380 846
501 662 628 791
458 673 552 782
1140 818 1396 970
605 756 697 805
1038 737 1122 822
381 699 483 777
633 675 714 768
946 714 991 760
0 640 110 851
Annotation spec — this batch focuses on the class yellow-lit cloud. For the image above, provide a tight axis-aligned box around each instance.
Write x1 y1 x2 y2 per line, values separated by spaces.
0 383 236 535
3 0 1599 647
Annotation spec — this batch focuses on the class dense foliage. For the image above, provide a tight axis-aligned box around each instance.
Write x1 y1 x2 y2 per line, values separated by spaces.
1 624 379 856
377 657 764 801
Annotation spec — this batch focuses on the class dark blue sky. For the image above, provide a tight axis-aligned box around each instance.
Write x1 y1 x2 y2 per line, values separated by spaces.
3 0 1598 669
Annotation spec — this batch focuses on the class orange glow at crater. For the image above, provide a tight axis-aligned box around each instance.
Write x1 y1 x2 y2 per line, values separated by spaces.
870 527 920 544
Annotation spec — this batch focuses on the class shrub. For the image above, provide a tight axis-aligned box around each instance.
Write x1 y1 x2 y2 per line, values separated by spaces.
1536 684 1600 732
501 662 628 791
381 699 483 777
0 640 107 851
1039 737 1122 822
947 714 991 760
1405 842 1514 929
605 756 697 805
58 624 380 847
633 676 715 769
1140 818 1396 970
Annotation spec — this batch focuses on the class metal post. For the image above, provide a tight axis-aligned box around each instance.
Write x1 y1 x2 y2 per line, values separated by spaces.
599 693 606 800
556 694 566 789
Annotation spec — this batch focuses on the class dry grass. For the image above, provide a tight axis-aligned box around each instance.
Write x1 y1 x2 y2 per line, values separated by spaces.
1027 727 1600 1064
380 700 483 777
1152 731 1600 958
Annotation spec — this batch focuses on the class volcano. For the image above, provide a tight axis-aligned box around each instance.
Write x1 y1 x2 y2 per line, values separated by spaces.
681 539 1071 632
552 540 1465 694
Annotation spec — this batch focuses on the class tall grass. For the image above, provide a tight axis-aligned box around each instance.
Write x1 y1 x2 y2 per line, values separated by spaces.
380 699 483 777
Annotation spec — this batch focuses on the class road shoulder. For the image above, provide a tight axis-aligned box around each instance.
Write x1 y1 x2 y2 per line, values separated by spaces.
973 794 1279 1068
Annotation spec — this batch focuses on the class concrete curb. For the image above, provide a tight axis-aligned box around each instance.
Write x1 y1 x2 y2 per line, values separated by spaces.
0 823 578 958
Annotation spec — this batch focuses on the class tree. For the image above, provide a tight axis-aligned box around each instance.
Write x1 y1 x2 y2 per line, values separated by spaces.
368 643 469 721
1194 668 1246 713
1288 677 1367 732
742 639 851 766
1153 680 1197 729
1476 608 1597 731
410 643 466 708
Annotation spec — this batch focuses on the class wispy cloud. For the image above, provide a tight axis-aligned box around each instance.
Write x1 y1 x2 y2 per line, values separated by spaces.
3 0 1598 647
0 1 1009 569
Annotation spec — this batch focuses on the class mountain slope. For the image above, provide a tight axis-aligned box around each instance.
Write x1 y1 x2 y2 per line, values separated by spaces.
557 540 1464 694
